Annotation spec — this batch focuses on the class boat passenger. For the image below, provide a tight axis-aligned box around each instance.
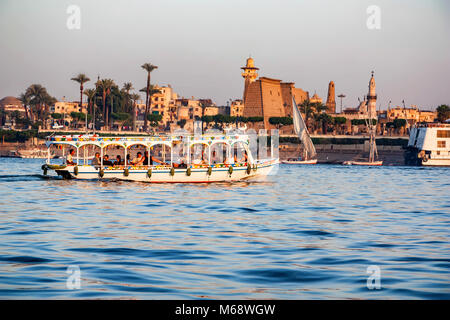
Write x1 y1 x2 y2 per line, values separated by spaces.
91 152 101 166
192 157 206 165
178 159 187 168
211 151 220 164
143 151 166 166
66 149 76 165
103 154 114 166
115 155 124 166
173 158 187 168
240 151 248 163
131 152 145 166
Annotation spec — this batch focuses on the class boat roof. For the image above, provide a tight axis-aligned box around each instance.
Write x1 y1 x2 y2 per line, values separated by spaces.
415 123 450 128
45 133 250 148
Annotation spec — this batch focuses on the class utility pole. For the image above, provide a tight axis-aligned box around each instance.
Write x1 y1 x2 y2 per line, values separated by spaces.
337 94 346 113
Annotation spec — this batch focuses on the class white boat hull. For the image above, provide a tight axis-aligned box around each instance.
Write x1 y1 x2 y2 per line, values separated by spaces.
421 158 450 166
45 160 278 183
281 159 317 165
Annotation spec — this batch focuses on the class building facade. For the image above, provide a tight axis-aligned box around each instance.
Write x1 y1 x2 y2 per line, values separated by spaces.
241 57 309 128
51 100 87 114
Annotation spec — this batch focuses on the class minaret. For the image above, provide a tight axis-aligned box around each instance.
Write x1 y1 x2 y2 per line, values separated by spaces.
367 71 377 117
241 57 259 103
325 81 336 113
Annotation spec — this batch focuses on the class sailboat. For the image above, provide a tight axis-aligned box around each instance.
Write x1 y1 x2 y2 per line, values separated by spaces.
344 108 383 166
281 97 318 164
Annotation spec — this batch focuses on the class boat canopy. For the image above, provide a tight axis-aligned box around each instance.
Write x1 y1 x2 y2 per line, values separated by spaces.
45 133 254 166
46 133 250 149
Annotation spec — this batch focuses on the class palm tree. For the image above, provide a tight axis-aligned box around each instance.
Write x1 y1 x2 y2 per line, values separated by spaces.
139 86 161 102
83 88 96 130
299 99 315 131
97 79 115 129
18 92 32 122
130 93 140 132
122 82 134 113
141 63 158 132
71 74 90 112
25 84 56 128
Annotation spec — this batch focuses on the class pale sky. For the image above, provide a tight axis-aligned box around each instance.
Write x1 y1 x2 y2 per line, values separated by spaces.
1 0 449 110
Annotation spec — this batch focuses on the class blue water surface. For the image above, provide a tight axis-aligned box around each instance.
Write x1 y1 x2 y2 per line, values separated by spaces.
0 158 449 299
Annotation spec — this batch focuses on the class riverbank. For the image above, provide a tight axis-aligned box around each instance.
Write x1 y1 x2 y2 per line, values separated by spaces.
1 133 409 165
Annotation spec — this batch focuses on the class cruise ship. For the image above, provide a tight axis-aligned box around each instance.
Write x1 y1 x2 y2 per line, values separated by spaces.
405 123 450 166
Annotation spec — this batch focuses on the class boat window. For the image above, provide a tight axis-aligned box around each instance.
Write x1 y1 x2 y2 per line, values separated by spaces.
437 140 446 148
437 130 450 138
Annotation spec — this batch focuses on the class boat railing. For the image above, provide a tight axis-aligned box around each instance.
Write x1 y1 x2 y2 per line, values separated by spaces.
81 162 250 170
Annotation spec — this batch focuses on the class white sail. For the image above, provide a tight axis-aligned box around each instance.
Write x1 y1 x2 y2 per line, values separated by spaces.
293 98 317 159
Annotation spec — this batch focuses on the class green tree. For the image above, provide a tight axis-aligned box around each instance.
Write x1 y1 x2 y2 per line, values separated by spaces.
25 84 56 128
18 92 32 122
141 63 158 132
201 115 213 129
177 119 187 129
299 99 315 130
333 116 347 134
315 113 333 134
96 79 115 128
51 113 63 119
129 93 140 131
83 88 96 120
436 105 450 123
247 116 264 123
71 73 90 116
122 82 134 113
269 117 293 128
147 113 163 127
112 112 131 131
393 118 407 129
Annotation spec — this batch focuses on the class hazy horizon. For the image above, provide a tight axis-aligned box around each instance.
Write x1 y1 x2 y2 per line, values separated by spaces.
1 0 449 110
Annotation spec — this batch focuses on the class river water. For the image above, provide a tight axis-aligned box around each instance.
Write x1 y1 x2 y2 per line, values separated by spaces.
0 158 448 299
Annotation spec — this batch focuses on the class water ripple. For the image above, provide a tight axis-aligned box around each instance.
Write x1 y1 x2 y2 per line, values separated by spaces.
0 159 449 299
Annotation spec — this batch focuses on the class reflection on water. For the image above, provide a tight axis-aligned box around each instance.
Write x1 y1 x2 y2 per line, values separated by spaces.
0 158 449 299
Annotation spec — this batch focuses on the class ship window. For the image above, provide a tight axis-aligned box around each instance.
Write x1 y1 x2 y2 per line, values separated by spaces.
437 140 446 148
437 130 450 138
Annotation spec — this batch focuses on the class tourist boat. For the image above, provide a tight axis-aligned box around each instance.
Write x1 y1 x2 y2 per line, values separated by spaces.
405 123 450 166
41 132 279 182
282 98 318 165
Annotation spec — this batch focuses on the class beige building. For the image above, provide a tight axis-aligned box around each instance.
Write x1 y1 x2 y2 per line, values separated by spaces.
230 99 244 117
149 85 178 124
387 106 436 123
0 96 26 127
0 96 25 114
241 57 309 128
51 100 87 114
309 93 322 104
173 98 218 121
